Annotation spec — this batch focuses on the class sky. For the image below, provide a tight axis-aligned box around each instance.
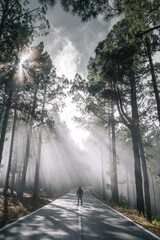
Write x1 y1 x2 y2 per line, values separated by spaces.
43 2 111 79
32 2 113 147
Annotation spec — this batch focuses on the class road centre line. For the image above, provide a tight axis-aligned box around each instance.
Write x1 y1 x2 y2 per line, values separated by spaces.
78 206 82 240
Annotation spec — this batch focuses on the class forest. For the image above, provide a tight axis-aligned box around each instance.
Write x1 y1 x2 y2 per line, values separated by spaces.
0 0 160 228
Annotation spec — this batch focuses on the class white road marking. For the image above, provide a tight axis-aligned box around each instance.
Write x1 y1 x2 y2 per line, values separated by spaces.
78 206 82 240
89 192 160 240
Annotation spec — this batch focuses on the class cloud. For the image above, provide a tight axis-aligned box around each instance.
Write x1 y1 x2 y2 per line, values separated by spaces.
54 39 81 80
43 3 111 79
42 23 82 80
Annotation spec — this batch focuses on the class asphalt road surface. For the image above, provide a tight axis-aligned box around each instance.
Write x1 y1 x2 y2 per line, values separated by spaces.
0 188 159 240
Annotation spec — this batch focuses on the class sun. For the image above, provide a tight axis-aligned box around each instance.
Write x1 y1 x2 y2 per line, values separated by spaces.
15 47 40 85
19 53 30 66
18 53 29 73
15 50 32 84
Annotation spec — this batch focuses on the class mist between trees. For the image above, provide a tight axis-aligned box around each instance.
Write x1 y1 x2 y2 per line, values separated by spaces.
0 0 160 225
0 113 108 197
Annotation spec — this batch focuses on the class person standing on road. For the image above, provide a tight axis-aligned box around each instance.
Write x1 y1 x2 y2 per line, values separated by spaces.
77 186 83 206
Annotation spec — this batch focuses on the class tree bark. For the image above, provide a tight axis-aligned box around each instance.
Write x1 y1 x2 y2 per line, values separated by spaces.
130 71 145 215
130 69 152 220
0 0 10 40
149 170 157 216
0 105 5 130
126 157 130 206
19 118 32 198
111 101 119 204
146 37 160 122
33 83 46 198
138 132 152 221
33 126 42 198
19 86 38 198
3 109 17 195
101 138 106 199
130 127 145 214
0 91 12 165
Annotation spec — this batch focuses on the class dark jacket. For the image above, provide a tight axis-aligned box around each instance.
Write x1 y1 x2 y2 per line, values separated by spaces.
77 187 83 197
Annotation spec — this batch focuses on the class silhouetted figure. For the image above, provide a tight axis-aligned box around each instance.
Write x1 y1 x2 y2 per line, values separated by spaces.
77 186 83 206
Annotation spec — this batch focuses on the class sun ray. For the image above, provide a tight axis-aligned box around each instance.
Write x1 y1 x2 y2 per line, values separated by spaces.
16 50 32 84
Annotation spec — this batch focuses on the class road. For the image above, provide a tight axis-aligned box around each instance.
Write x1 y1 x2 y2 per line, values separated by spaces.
0 188 159 240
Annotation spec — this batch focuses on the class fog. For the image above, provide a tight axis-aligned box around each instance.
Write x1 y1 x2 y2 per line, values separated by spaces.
38 122 111 194
0 112 160 216
0 116 110 194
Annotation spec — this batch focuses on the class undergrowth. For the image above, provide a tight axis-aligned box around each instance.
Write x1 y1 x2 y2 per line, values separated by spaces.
0 189 61 228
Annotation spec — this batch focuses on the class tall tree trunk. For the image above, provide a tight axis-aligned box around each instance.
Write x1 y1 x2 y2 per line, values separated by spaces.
138 132 152 221
10 160 17 195
146 37 160 122
130 71 145 215
130 127 145 214
126 158 130 206
3 109 17 195
0 91 12 166
0 0 10 40
33 84 46 198
108 106 113 198
11 132 19 195
19 118 32 198
101 138 106 199
149 170 157 216
19 86 38 198
33 126 42 198
111 101 119 204
130 69 152 220
0 105 5 130
132 175 136 208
